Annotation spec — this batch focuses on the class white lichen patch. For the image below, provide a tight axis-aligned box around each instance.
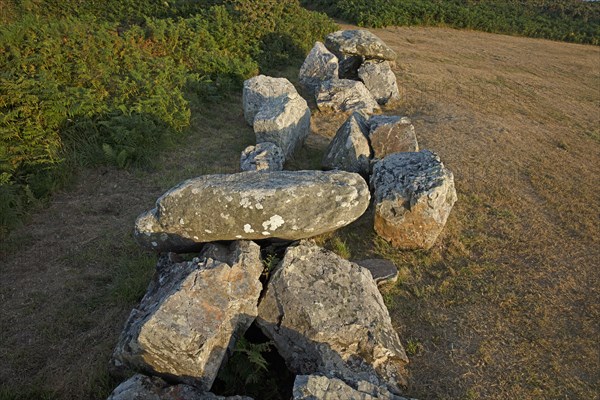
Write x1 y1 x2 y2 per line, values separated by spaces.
220 213 230 219
335 195 343 202
191 188 199 195
262 231 271 236
151 241 158 247
243 224 255 233
179 218 185 225
225 196 233 202
194 236 199 240
255 203 263 210
240 197 253 209
262 215 285 231
235 235 242 239
204 230 212 234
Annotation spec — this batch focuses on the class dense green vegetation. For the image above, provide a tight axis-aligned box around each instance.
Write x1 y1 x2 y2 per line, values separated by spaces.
0 0 335 235
304 0 600 44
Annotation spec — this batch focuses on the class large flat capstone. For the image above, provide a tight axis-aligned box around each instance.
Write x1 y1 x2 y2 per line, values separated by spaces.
110 241 263 390
325 30 397 62
257 241 409 395
135 170 370 252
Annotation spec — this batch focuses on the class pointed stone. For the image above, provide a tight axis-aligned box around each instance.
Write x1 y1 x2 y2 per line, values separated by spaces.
322 112 371 175
299 42 339 95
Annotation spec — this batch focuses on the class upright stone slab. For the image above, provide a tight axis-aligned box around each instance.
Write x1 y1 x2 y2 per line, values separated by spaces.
242 75 297 126
293 375 414 400
370 151 457 250
110 241 263 390
299 41 339 95
257 241 409 394
253 93 311 159
325 30 397 62
240 142 285 172
316 79 380 116
368 116 418 159
322 112 371 175
134 170 370 252
358 60 400 105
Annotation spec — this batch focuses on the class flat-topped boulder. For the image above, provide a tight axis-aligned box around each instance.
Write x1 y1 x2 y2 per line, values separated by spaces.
253 93 311 159
110 241 263 391
293 375 414 400
316 79 380 116
368 115 418 159
299 41 339 95
370 151 457 250
358 60 400 105
325 30 397 62
242 75 297 126
135 170 370 252
240 142 284 172
322 112 371 175
257 241 409 394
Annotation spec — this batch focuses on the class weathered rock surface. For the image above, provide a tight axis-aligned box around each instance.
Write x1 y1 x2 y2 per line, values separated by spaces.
354 259 399 286
134 170 370 252
358 60 400 105
322 112 371 175
242 75 297 126
110 241 263 390
325 30 397 62
368 116 418 159
293 375 413 400
299 42 339 95
370 151 457 250
253 93 311 159
240 142 285 172
107 374 253 400
316 79 380 116
257 241 409 394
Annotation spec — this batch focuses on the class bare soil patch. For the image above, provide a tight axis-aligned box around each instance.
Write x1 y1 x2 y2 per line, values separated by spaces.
1 26 599 399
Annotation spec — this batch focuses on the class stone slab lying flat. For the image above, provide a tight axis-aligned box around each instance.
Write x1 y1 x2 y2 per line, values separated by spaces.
135 170 370 252
325 30 397 62
293 375 414 400
354 258 399 286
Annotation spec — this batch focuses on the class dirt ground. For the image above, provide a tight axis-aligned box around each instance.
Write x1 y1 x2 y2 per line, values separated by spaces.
1 26 599 399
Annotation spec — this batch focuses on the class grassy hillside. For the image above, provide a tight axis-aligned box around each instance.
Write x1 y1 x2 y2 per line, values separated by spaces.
0 0 335 236
304 0 600 44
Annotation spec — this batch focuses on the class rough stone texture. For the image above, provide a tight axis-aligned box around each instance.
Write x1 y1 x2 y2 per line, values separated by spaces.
257 241 409 394
240 142 285 172
242 75 297 126
358 60 400 105
325 30 397 62
293 375 413 400
110 241 263 390
354 259 399 286
316 79 380 116
370 151 457 250
322 112 371 175
107 374 253 400
134 170 370 252
299 41 339 95
368 116 418 159
253 93 311 159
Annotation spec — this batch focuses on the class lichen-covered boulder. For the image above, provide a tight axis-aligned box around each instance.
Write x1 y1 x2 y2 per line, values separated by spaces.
257 241 409 394
240 142 285 172
293 375 414 400
322 112 371 175
325 30 397 62
368 116 418 159
316 79 380 115
370 151 457 250
110 241 263 390
107 374 253 400
253 93 311 159
134 170 370 252
358 60 400 105
242 75 297 125
299 42 339 95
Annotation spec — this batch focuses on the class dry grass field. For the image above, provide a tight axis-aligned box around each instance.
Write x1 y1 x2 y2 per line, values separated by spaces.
1 25 599 399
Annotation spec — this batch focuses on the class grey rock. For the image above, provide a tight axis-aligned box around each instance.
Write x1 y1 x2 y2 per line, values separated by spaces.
240 142 285 172
110 241 263 390
257 241 409 394
325 30 397 62
354 259 399 286
368 116 418 159
253 93 311 159
316 79 380 116
322 112 371 175
293 375 414 400
134 170 370 252
107 374 253 400
299 42 339 95
358 60 400 105
242 75 297 126
370 151 457 250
